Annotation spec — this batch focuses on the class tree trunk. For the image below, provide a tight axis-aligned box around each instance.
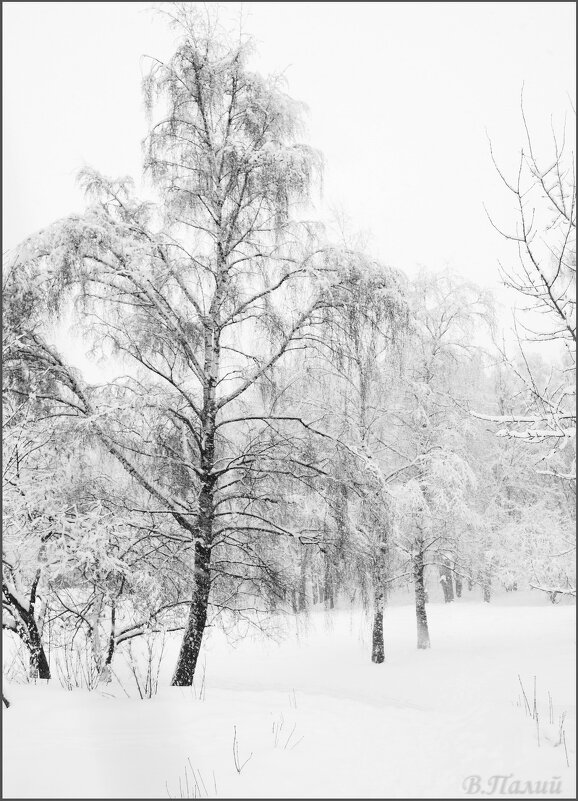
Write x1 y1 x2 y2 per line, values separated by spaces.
172 338 218 687
90 592 104 674
172 542 211 686
454 572 463 598
482 560 492 603
414 551 430 649
27 621 51 680
439 559 454 603
298 550 308 611
312 578 320 605
322 543 335 609
482 550 494 604
5 572 51 680
371 534 388 663
7 607 51 680
324 557 335 609
99 601 116 683
371 603 385 663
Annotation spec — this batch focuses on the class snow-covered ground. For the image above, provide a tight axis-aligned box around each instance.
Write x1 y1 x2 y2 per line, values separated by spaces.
3 591 576 799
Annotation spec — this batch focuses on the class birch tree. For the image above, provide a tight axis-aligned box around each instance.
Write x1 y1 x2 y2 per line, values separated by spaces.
391 271 493 644
4 5 378 686
317 261 408 662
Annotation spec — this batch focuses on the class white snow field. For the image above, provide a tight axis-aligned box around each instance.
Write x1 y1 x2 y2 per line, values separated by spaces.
3 591 576 799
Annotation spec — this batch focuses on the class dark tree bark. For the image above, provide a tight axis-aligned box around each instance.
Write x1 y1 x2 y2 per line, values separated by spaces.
371 536 388 663
106 599 117 666
3 576 51 680
28 624 51 680
414 550 431 649
172 350 218 685
454 572 463 598
297 550 308 612
371 606 385 663
439 558 455 603
97 600 117 683
172 542 211 686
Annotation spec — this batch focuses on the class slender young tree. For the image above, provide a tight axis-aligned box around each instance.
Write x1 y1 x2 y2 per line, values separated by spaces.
390 271 493 643
305 255 408 662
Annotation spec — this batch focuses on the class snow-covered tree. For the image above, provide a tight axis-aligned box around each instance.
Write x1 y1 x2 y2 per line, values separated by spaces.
388 271 494 645
479 101 575 455
4 5 391 686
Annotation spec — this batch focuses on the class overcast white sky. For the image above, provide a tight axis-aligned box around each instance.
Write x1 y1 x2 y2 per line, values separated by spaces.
3 1 576 295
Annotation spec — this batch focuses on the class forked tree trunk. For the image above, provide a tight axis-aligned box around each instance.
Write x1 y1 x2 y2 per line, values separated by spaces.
5 573 51 680
172 542 211 686
414 551 431 649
